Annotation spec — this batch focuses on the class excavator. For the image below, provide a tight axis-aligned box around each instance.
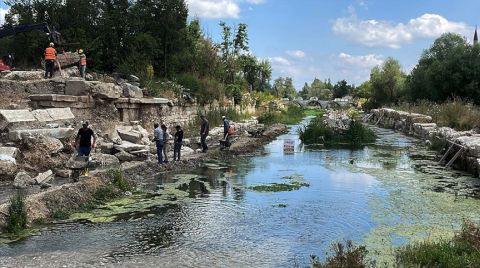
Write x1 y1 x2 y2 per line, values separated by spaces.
0 22 78 71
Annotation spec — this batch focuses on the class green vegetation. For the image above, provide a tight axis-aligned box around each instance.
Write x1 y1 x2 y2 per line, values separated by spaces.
311 241 374 268
249 174 310 192
396 221 480 267
6 190 28 236
184 107 251 138
299 115 376 147
52 169 132 220
258 105 306 125
393 99 480 130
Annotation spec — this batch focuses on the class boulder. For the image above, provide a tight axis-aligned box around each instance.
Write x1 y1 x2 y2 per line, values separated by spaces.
0 109 36 130
115 150 136 162
13 172 34 188
128 74 140 83
63 66 80 77
54 169 71 178
24 135 64 155
122 83 143 98
88 153 120 169
9 127 74 141
65 155 89 169
0 160 17 179
98 142 114 154
0 146 18 162
114 141 149 153
88 82 121 99
3 71 44 81
117 128 142 144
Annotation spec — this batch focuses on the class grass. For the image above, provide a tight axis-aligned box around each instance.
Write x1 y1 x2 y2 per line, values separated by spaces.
392 98 480 131
258 105 307 125
7 190 28 235
396 221 480 267
298 115 376 147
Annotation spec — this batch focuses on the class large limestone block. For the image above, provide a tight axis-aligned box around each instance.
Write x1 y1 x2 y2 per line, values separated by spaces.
114 141 149 152
88 153 120 169
88 82 121 99
0 147 19 162
65 79 88 96
117 128 142 144
9 127 74 141
46 108 75 121
32 109 53 122
455 135 480 157
0 109 36 130
3 71 44 81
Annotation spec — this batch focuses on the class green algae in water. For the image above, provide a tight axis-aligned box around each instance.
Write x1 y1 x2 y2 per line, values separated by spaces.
70 174 210 223
249 174 310 192
272 204 288 208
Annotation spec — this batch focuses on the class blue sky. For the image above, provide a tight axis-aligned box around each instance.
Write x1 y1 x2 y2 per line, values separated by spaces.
2 0 479 89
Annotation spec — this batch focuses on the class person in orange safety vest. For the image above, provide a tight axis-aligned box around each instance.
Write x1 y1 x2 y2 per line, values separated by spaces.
78 48 87 79
44 42 57 79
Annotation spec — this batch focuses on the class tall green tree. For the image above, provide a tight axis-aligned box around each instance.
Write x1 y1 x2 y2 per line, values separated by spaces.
370 57 406 105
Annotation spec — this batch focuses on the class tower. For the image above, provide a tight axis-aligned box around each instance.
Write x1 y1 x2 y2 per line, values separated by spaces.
474 26 478 46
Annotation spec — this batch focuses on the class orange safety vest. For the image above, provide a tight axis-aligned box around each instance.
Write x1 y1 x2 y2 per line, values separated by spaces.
80 55 86 66
44 47 56 60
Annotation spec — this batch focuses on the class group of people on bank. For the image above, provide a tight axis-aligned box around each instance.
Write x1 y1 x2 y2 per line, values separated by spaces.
73 111 232 168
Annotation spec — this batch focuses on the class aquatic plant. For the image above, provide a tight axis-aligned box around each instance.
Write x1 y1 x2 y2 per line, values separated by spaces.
310 241 374 268
249 182 310 192
258 105 311 125
7 190 28 235
298 115 375 147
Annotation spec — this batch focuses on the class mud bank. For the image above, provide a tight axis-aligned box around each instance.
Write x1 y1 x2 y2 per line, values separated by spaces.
368 108 480 176
0 123 287 233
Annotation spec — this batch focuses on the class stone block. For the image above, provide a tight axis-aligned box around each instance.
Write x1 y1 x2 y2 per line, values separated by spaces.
4 71 44 81
113 141 149 153
117 129 143 144
14 171 34 188
0 147 18 162
122 83 144 98
34 170 53 184
46 108 75 121
88 82 121 99
88 153 120 169
32 109 53 122
65 79 88 96
8 127 74 141
129 98 169 104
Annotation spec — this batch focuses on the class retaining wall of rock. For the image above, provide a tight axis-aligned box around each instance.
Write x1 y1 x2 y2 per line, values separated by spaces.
369 108 480 176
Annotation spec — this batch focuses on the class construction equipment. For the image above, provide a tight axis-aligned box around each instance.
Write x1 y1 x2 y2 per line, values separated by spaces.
0 23 64 71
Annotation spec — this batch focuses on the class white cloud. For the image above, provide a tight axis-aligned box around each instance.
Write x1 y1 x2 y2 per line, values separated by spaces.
333 12 471 48
338 52 384 68
0 8 8 25
186 0 265 19
286 50 306 59
269 56 291 66
186 0 241 19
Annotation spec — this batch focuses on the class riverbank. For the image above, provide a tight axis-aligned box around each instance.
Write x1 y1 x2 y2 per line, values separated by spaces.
0 123 288 233
367 108 480 177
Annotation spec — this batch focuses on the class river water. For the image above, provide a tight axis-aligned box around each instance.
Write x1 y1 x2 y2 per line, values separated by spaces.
1 121 480 267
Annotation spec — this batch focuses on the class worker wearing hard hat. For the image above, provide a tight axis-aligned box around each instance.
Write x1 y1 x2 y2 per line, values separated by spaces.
44 42 57 79
78 49 87 79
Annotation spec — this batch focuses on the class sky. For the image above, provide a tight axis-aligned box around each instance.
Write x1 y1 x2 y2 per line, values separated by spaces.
2 0 480 89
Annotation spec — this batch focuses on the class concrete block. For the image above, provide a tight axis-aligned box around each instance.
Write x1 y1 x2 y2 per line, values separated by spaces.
113 141 149 153
65 79 88 96
8 127 74 141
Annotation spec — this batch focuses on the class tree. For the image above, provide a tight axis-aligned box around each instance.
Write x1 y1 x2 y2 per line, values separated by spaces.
406 33 479 103
333 79 352 98
370 57 406 105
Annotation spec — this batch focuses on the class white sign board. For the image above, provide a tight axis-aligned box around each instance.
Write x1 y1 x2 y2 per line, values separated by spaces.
284 139 294 153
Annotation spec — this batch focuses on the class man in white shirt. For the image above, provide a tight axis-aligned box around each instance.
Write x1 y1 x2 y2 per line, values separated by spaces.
153 123 164 164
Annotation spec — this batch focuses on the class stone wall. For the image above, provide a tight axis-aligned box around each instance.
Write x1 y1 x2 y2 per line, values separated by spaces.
369 108 480 176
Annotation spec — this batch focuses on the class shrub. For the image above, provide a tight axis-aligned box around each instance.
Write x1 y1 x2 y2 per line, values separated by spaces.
311 241 374 268
396 221 480 267
258 105 306 125
7 190 28 235
108 169 133 192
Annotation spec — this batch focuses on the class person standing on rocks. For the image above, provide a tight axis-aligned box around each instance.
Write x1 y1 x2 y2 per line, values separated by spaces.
200 114 209 153
153 123 164 164
44 42 57 79
75 121 96 156
78 49 87 79
222 115 230 145
161 124 171 163
174 125 184 161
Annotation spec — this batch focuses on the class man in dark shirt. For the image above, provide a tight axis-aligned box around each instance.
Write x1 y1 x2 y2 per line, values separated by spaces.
75 121 96 156
173 125 184 161
200 115 209 153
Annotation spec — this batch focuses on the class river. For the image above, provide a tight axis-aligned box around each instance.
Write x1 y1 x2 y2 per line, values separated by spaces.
1 120 480 267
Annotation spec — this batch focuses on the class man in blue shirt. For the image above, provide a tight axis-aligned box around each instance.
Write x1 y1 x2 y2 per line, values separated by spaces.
223 115 230 145
153 123 164 164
